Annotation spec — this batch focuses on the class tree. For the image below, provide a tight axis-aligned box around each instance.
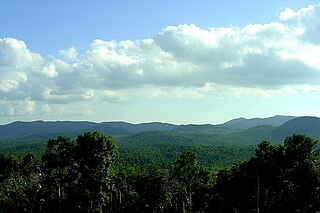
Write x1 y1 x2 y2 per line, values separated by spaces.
0 153 45 213
42 136 76 212
210 134 320 213
170 150 211 213
106 164 138 213
74 131 118 212
42 132 118 212
132 165 170 212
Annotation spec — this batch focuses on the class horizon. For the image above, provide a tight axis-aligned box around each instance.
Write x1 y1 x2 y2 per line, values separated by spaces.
1 1 319 125
2 114 318 126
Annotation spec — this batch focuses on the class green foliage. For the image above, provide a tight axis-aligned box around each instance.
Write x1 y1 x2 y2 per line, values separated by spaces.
128 165 171 212
1 132 319 212
117 126 283 148
74 131 118 212
41 131 118 212
210 134 320 213
118 142 255 168
42 136 76 212
169 151 212 212
272 116 320 139
0 153 45 213
0 137 46 153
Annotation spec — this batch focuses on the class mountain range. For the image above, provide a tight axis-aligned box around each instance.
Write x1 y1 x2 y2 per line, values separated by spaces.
220 115 296 129
0 115 319 145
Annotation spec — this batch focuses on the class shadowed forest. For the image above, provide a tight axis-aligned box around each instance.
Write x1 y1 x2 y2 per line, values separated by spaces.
0 132 319 213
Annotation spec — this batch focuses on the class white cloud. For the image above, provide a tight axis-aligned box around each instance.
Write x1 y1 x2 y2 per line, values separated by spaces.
59 47 78 61
41 63 58 78
0 98 35 116
98 90 128 103
0 3 319 119
0 38 43 67
279 3 320 44
50 104 93 116
41 104 51 114
87 39 138 67
0 80 19 93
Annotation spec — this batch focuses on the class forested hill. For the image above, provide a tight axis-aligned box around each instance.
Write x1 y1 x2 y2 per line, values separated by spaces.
1 133 319 212
0 116 318 143
220 115 296 129
0 121 176 139
272 116 320 138
118 116 320 147
0 115 300 138
0 116 319 156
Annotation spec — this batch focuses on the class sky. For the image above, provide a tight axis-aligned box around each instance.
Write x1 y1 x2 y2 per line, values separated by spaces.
0 0 319 125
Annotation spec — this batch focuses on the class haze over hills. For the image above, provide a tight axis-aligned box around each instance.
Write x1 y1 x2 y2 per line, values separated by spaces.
119 116 320 146
0 116 319 146
0 115 319 167
105 121 176 133
0 120 177 139
0 121 97 137
0 115 297 138
272 116 320 139
220 115 296 129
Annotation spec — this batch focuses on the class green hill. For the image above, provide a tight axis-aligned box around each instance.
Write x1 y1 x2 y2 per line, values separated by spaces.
118 130 228 146
221 115 296 129
172 124 239 135
272 116 320 139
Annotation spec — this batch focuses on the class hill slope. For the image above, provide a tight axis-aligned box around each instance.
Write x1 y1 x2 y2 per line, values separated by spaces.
0 121 178 139
0 116 318 149
106 121 177 133
0 121 96 137
221 115 296 129
172 124 239 135
272 116 320 139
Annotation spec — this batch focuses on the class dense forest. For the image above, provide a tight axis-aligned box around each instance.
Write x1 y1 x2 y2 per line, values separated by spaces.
0 131 319 212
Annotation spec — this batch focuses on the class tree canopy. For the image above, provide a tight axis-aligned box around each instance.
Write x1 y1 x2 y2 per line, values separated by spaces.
0 133 319 212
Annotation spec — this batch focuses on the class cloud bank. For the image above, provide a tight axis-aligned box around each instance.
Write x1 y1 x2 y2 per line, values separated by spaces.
0 3 319 117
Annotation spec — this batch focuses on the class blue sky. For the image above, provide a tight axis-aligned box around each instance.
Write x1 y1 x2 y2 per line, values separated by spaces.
0 0 319 124
2 1 316 53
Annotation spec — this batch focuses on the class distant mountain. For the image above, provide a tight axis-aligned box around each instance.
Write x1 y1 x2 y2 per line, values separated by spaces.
119 116 319 147
272 116 320 139
0 120 177 139
0 121 96 138
107 121 176 133
0 116 318 147
221 115 296 129
118 130 228 146
84 122 131 136
215 125 277 145
172 124 239 135
172 124 214 132
117 125 275 147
